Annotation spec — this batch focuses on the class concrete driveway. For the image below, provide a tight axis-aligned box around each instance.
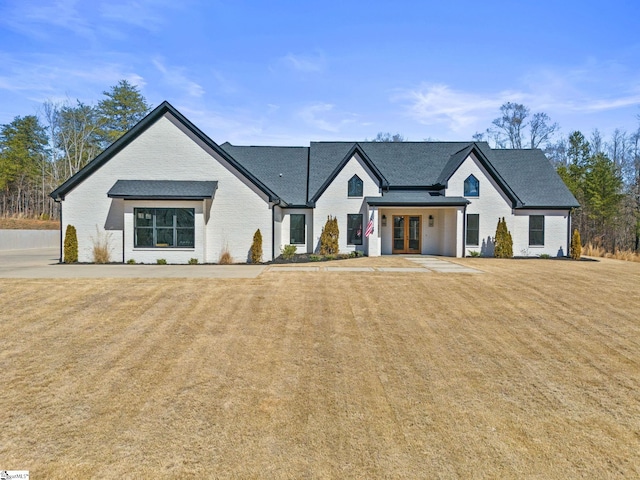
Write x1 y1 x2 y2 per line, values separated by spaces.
0 248 266 279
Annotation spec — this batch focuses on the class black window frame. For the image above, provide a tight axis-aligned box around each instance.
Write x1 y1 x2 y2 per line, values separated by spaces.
289 213 305 245
529 215 545 246
348 175 363 197
134 207 195 248
347 213 363 245
466 213 479 246
464 174 480 197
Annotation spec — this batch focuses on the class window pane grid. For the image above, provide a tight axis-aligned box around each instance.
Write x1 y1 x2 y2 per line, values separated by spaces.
466 214 479 246
347 214 363 245
529 215 545 246
134 208 194 248
348 175 363 197
290 214 305 245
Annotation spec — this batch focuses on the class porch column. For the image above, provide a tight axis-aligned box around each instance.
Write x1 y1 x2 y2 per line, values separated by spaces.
455 207 464 257
366 206 381 257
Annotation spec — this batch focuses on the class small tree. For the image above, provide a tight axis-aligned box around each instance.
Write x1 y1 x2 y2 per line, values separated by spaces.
570 229 582 260
63 224 78 263
494 217 513 258
319 215 339 255
250 229 263 263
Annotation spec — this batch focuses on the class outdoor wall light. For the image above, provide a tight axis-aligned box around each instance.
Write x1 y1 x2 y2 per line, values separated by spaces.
381 214 387 227
428 215 434 227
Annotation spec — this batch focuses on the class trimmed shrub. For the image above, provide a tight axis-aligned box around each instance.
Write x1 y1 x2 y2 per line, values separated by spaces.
126 259 136 264
156 258 167 265
63 224 78 263
319 215 339 255
468 250 481 257
250 229 263 263
539 253 551 259
281 244 297 259
570 229 582 260
494 217 513 258
188 258 198 265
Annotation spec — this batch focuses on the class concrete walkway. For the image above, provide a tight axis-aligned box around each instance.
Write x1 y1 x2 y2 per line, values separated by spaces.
266 256 483 274
0 248 265 279
0 249 481 279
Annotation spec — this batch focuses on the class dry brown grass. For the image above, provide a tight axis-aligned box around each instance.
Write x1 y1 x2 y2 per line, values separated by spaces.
0 216 59 230
0 258 639 478
218 246 233 264
583 242 640 262
90 228 112 264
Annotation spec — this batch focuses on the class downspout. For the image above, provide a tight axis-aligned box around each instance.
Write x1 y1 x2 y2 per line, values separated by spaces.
567 209 572 258
58 200 63 263
271 205 275 261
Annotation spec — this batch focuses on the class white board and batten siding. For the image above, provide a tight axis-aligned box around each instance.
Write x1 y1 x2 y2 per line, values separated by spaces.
313 153 381 254
61 113 273 263
447 152 570 257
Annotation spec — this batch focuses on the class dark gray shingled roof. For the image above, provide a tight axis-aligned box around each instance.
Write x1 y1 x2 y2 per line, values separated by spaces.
220 143 309 206
490 149 580 208
365 191 469 206
107 180 218 199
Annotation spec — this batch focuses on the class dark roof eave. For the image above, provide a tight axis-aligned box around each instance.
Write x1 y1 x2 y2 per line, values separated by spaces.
50 101 280 203
108 195 213 200
366 200 470 207
514 204 579 210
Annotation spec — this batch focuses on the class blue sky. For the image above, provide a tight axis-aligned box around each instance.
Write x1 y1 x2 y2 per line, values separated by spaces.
1 0 639 146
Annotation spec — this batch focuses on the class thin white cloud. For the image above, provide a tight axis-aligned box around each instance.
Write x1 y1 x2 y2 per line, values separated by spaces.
396 84 525 132
297 103 359 133
99 0 183 31
0 0 94 40
153 58 204 98
274 51 327 74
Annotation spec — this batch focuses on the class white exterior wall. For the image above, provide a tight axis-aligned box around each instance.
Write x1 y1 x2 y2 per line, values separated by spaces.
61 113 273 263
447 153 514 256
447 153 570 257
513 209 570 257
313 154 381 254
277 208 313 254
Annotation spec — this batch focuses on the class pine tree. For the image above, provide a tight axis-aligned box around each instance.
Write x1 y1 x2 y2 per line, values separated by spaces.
97 80 151 147
64 224 78 263
250 229 263 263
319 215 339 254
570 229 582 260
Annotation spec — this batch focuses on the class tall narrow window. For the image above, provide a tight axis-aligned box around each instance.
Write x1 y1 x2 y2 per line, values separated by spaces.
290 214 305 245
134 208 195 248
466 214 479 246
348 175 363 197
347 214 363 245
529 215 545 246
464 174 479 197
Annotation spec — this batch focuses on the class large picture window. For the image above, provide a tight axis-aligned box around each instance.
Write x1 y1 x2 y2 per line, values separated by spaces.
529 215 545 246
466 214 479 246
464 174 479 197
347 214 363 245
290 214 305 244
348 175 363 197
134 208 195 248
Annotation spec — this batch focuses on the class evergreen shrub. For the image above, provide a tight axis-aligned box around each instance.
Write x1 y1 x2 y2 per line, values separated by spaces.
250 229 263 263
319 215 339 255
63 224 78 263
571 229 582 260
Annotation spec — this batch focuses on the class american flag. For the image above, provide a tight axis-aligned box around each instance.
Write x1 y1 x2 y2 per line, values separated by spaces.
365 211 374 237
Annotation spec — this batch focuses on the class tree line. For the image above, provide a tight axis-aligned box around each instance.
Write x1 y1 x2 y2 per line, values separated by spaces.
0 80 150 219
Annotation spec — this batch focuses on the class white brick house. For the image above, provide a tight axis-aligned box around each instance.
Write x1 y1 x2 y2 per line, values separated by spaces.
51 102 579 263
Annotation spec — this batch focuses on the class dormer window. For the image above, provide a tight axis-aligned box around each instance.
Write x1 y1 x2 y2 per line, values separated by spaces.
348 175 363 197
464 174 479 197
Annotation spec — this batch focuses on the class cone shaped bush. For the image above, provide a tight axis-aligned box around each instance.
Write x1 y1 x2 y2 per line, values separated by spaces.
250 229 263 263
494 217 513 258
319 215 339 255
64 224 78 263
570 229 582 260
